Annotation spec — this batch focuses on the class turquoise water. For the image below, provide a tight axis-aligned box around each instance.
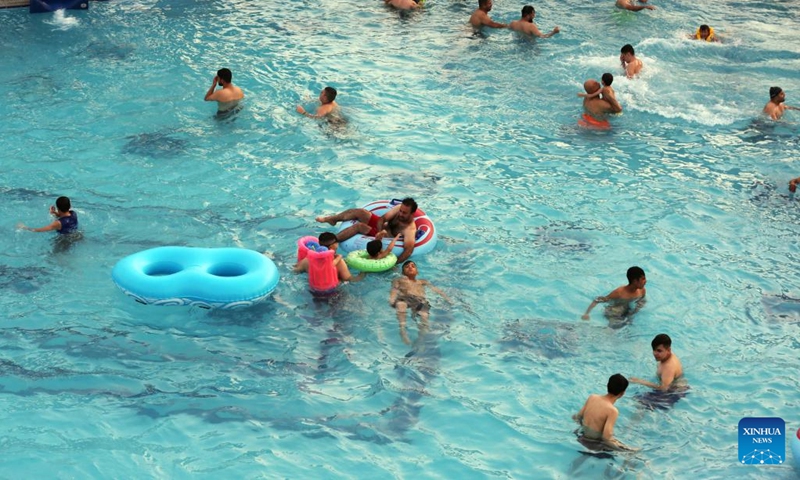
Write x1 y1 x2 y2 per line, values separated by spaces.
1 0 799 477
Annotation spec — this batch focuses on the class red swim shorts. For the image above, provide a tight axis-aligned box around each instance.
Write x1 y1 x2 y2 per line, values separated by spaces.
366 213 381 237
578 113 611 129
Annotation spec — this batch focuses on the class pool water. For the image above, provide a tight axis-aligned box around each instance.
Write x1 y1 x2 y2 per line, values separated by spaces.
1 0 799 477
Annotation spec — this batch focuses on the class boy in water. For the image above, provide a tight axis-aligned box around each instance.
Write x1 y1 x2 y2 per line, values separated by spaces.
389 261 451 344
17 196 79 235
578 73 618 107
366 233 401 260
573 374 639 451
582 266 646 323
630 333 685 392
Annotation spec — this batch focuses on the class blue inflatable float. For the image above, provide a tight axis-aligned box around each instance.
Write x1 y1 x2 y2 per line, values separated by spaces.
793 427 800 471
112 247 279 309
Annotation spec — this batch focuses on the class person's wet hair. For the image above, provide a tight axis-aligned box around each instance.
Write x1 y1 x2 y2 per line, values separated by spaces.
651 333 672 350
626 266 645 283
323 86 337 102
402 260 416 273
56 196 71 213
601 73 614 87
401 197 418 213
217 68 233 84
607 373 629 396
318 232 338 247
699 24 710 32
478 0 490 7
521 5 534 16
366 239 382 257
620 44 634 56
770 86 782 99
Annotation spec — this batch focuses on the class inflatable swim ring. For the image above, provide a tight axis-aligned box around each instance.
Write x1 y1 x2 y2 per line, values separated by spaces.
578 113 611 130
297 236 338 294
345 250 397 272
337 199 437 257
112 247 279 309
792 427 800 470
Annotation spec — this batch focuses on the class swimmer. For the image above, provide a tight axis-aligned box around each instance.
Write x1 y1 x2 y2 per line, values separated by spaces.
763 87 800 121
469 0 507 31
316 197 418 263
389 261 452 345
620 44 643 79
384 0 421 10
573 374 639 451
630 333 685 392
690 24 719 42
789 176 800 193
204 68 244 114
582 266 645 321
296 86 342 121
508 6 560 38
615 0 655 11
579 78 622 129
578 73 617 106
17 196 79 235
366 233 401 260
294 232 364 282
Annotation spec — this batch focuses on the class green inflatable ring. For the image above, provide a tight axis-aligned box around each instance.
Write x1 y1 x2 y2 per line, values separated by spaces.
345 250 397 272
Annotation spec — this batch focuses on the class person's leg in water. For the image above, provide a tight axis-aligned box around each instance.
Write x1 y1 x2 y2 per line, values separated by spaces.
395 300 411 345
316 208 375 241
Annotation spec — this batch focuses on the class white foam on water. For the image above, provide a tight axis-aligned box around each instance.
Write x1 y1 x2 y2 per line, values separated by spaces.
45 9 80 30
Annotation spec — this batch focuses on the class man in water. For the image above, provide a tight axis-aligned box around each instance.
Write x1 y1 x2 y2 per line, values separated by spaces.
17 196 79 235
297 86 341 120
620 44 642 78
390 261 451 344
316 197 419 264
582 266 645 322
508 6 560 38
384 0 421 10
579 79 622 129
615 0 655 11
469 0 507 31
763 87 800 120
573 374 639 451
294 232 363 282
630 334 685 391
204 68 244 114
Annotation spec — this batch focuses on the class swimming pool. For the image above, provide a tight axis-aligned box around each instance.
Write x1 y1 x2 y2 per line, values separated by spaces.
1 0 798 477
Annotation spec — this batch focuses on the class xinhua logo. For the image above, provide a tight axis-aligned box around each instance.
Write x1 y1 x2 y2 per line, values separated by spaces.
738 417 785 465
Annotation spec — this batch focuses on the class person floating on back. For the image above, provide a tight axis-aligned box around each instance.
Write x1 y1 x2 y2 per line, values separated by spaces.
582 266 646 322
615 0 655 11
469 0 507 31
508 5 560 38
763 86 800 120
389 261 451 345
620 44 643 78
573 373 639 451
204 68 244 114
17 196 79 235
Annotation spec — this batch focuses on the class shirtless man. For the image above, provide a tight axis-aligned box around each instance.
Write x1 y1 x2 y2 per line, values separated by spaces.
615 0 655 11
384 0 421 10
316 197 419 263
763 87 800 121
508 6 559 38
573 374 638 451
297 86 340 120
582 266 645 321
204 68 244 114
469 0 507 30
579 79 622 129
293 232 363 282
389 261 451 344
620 44 642 79
630 334 684 391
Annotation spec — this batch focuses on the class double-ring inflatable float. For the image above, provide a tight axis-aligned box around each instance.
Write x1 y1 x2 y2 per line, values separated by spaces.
112 247 279 309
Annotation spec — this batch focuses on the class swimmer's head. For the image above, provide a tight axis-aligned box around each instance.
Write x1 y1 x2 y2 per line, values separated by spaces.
397 197 418 224
366 239 382 258
620 44 635 62
651 333 672 351
583 79 601 94
479 0 492 12
321 86 337 104
601 73 613 87
607 373 629 396
521 5 534 19
402 260 417 275
698 24 711 39
217 68 233 85
626 266 645 284
770 86 783 101
318 232 338 249
620 44 634 56
55 196 71 213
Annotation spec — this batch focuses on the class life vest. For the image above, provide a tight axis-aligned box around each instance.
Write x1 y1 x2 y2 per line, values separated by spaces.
695 26 715 42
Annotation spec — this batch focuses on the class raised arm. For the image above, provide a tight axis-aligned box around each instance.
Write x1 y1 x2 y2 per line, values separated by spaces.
376 234 401 260
395 228 415 264
204 76 219 101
